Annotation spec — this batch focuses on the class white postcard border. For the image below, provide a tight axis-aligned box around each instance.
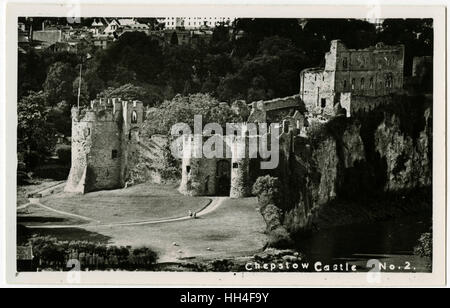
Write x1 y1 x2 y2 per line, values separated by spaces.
3 2 446 286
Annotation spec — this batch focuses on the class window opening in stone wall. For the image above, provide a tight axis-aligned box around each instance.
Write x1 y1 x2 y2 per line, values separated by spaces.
343 80 347 90
111 149 118 159
233 162 239 169
370 77 374 89
343 57 348 69
351 78 355 90
186 166 191 173
360 78 365 89
321 98 326 108
131 110 138 124
283 120 290 133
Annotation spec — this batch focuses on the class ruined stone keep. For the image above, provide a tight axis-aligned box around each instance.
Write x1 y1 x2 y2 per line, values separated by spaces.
64 98 144 193
300 40 405 116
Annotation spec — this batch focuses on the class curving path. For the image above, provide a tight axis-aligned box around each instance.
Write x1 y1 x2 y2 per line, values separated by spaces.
23 197 227 229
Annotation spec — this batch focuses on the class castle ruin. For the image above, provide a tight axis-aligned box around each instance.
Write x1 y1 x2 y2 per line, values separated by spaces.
64 98 144 193
300 40 404 116
64 39 407 197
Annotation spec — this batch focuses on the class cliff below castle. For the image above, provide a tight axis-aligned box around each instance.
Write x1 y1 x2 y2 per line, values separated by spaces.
264 94 432 236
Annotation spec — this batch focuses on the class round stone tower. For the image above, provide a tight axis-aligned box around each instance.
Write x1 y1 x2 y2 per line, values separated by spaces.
229 128 251 198
178 135 217 196
64 98 144 194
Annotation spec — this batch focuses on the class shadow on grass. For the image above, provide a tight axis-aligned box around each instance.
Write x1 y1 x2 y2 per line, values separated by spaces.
17 224 111 246
17 216 67 224
203 232 234 241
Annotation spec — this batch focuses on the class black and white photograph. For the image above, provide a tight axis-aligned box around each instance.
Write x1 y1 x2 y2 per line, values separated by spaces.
1 2 447 287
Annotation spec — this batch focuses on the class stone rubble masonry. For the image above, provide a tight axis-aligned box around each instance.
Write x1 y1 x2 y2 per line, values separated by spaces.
64 98 144 194
178 122 307 198
248 94 304 125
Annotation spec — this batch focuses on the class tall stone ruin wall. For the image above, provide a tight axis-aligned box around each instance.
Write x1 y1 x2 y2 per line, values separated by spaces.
65 107 124 193
339 93 394 116
64 98 145 194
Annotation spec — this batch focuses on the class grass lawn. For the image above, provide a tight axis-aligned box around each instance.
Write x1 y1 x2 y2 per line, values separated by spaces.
83 197 267 262
18 183 268 263
39 183 211 224
17 204 87 226
17 224 111 246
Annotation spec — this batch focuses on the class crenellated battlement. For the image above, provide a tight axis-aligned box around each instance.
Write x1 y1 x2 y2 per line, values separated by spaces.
71 98 144 123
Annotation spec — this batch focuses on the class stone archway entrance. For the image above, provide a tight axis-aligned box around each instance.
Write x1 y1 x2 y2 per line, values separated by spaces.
216 159 231 196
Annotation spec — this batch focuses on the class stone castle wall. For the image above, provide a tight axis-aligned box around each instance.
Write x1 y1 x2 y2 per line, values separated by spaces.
299 68 336 116
230 136 251 198
179 135 221 196
339 93 394 116
178 129 256 198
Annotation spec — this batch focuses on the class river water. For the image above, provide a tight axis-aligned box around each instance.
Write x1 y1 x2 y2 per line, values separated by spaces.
294 211 432 272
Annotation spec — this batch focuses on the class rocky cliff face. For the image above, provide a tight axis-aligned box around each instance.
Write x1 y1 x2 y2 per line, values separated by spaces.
275 94 432 235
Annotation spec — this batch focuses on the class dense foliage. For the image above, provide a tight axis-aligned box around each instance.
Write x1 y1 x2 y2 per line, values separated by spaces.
17 91 56 169
142 93 245 136
27 236 158 271
252 175 281 206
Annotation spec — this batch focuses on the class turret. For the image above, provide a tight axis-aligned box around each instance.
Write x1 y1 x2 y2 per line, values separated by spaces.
178 134 217 196
64 97 144 194
229 124 251 198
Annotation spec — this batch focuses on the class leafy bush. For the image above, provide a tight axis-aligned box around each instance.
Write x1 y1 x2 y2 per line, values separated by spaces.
414 232 432 259
129 247 158 267
56 145 71 165
266 227 294 249
29 236 67 266
414 231 432 270
252 175 281 206
27 236 159 271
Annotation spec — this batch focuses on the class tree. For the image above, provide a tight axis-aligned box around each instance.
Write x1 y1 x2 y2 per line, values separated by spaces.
161 45 199 94
142 93 241 136
17 91 56 169
18 49 47 99
96 32 163 85
234 18 304 55
216 36 309 102
170 31 179 45
299 19 377 66
378 19 433 75
43 61 76 106
47 100 72 136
